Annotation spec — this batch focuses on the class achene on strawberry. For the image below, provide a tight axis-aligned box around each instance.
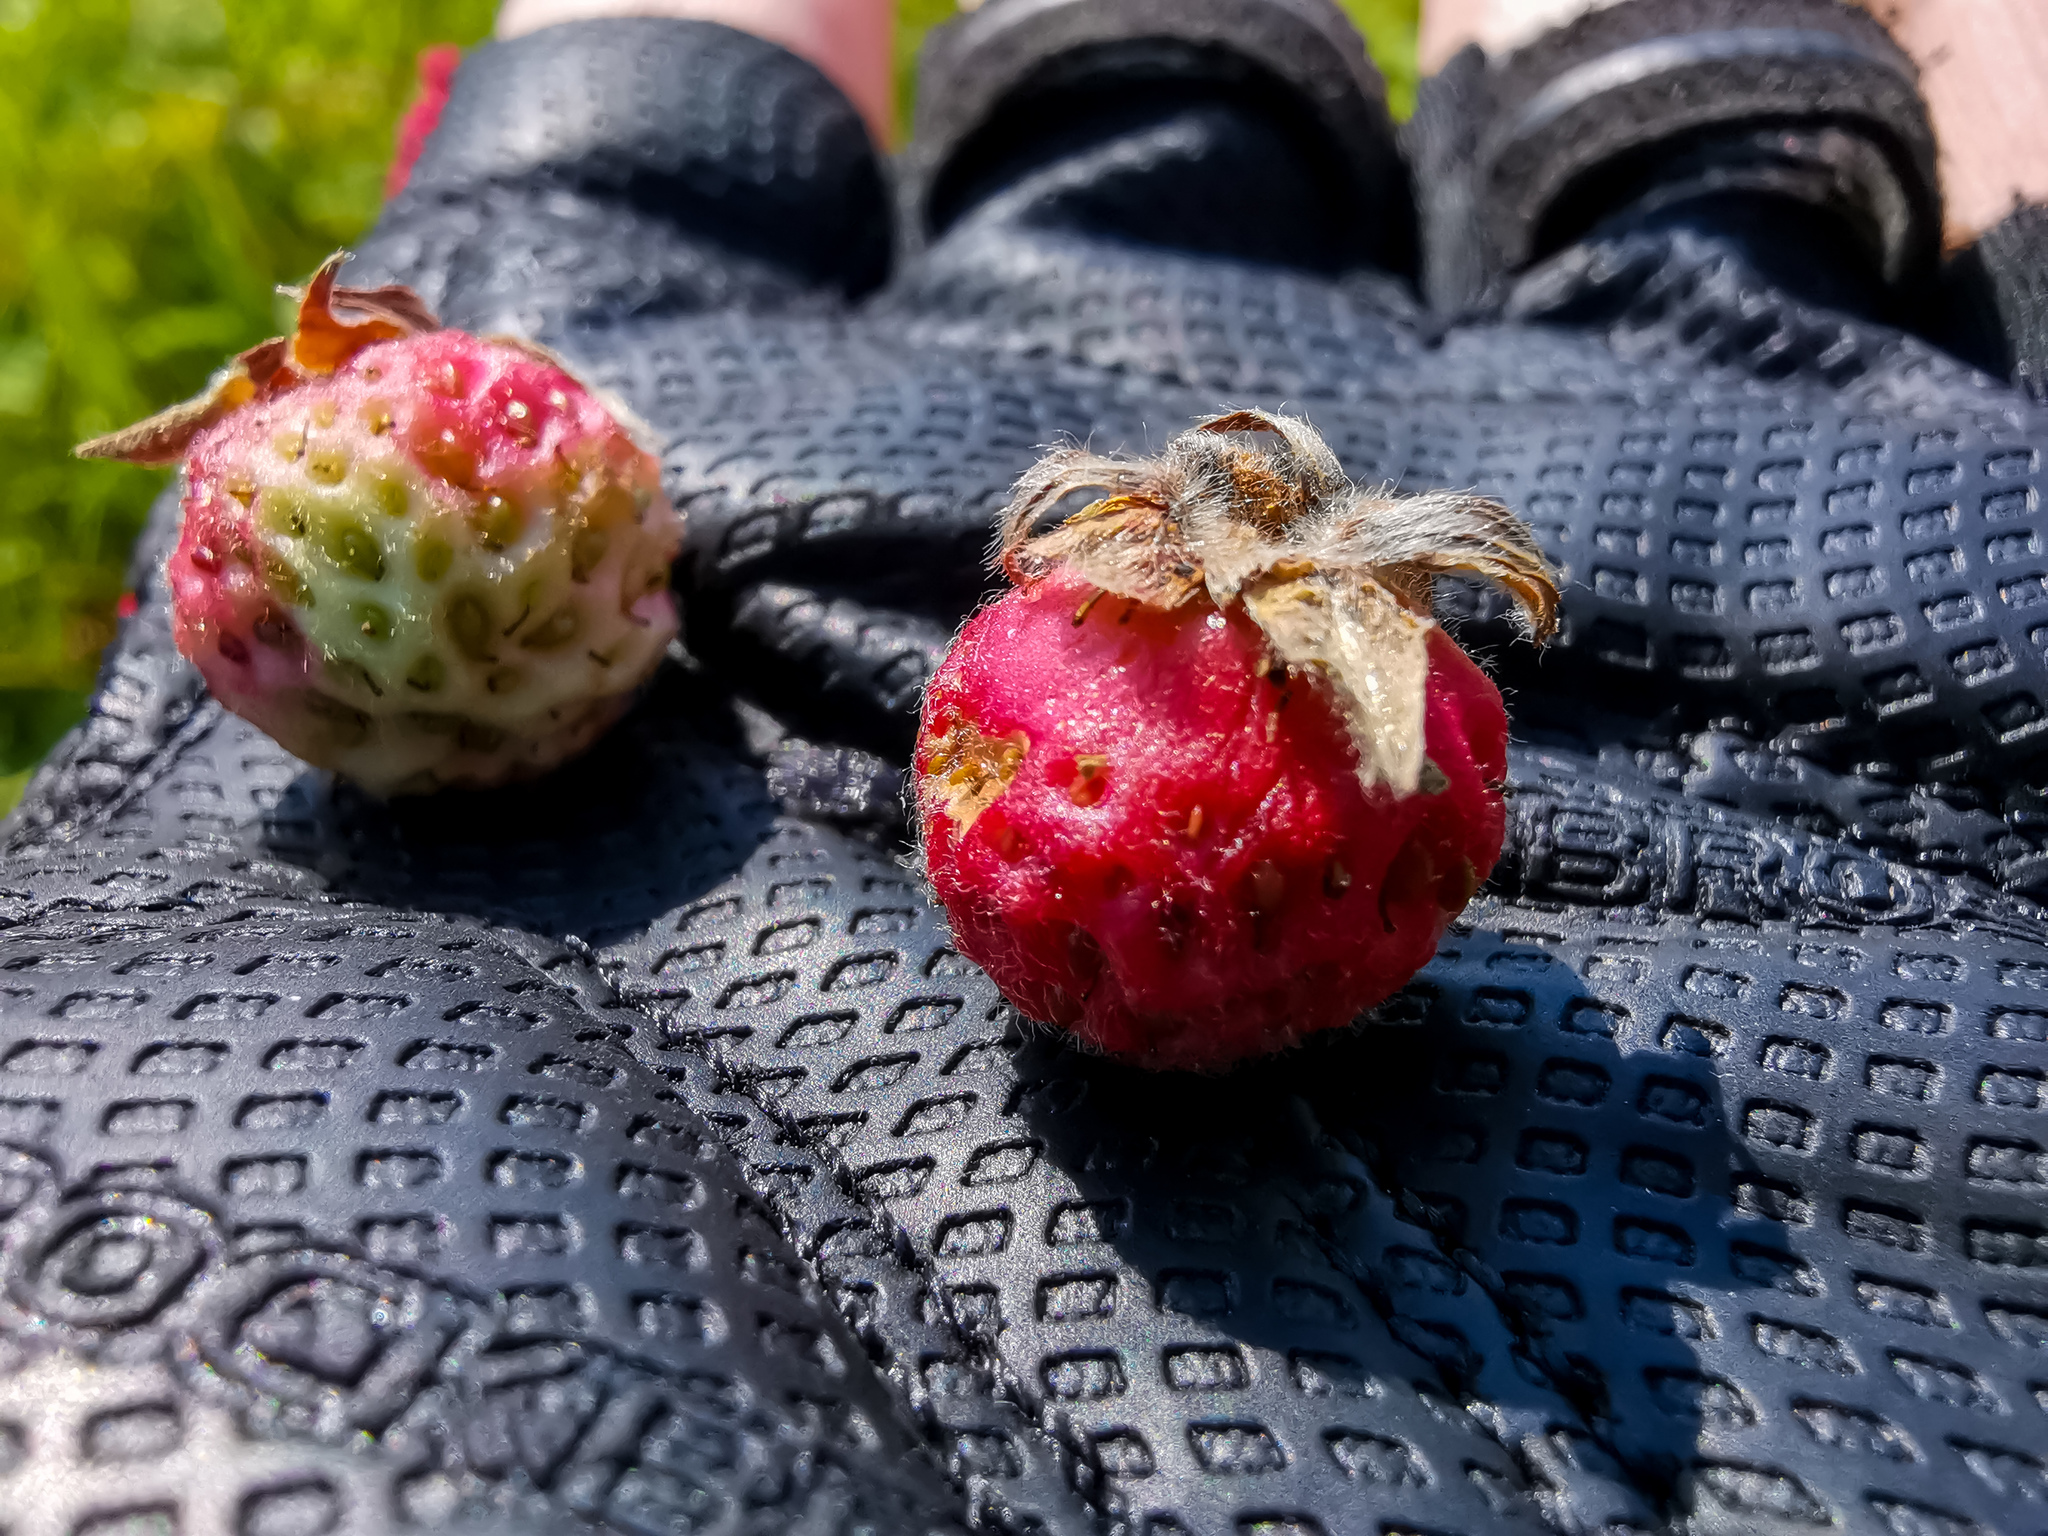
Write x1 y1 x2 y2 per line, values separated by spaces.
916 410 1560 1071
80 254 682 795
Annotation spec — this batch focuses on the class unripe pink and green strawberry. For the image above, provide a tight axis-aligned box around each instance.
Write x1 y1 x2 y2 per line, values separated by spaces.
80 255 682 794
916 411 1559 1071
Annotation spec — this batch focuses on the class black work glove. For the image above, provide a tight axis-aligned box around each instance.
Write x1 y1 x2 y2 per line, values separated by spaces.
7 3 2048 1532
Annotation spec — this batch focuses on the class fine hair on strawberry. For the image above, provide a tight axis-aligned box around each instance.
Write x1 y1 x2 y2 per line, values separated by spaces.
915 409 1560 1070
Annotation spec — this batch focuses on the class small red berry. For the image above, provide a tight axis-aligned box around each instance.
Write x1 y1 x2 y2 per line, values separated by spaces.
915 411 1560 1070
76 254 680 795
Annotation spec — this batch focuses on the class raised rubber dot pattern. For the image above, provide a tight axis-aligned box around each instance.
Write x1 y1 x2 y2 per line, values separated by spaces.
7 12 2048 1535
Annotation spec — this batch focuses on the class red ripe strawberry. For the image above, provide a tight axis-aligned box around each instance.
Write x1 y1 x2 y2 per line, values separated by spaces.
79 254 681 795
915 411 1559 1070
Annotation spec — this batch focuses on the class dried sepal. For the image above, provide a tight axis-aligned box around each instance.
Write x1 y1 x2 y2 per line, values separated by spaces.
285 253 436 373
1316 488 1559 643
1243 571 1437 794
1002 449 1139 551
1005 493 1205 609
75 251 440 466
72 365 263 467
1193 408 1348 527
995 409 1561 796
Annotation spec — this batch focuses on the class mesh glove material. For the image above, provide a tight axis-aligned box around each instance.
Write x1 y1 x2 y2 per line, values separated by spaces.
8 17 2048 1536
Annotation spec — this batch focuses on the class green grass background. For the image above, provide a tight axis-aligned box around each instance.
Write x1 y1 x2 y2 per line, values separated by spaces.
0 0 1418 814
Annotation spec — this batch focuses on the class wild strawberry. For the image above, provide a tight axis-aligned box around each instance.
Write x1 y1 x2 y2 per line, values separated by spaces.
79 254 682 796
914 411 1559 1070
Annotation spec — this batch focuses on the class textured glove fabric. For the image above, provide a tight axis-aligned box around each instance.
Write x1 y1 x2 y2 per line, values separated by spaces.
8 14 2048 1536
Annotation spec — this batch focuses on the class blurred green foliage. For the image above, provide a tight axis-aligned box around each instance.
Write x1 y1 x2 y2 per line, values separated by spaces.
1 0 1417 815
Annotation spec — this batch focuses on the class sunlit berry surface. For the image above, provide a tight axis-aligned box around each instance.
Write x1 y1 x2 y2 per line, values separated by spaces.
171 330 681 793
917 569 1510 1070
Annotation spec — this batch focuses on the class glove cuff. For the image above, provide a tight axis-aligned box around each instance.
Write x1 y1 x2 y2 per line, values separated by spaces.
1941 202 2048 404
1410 0 1939 309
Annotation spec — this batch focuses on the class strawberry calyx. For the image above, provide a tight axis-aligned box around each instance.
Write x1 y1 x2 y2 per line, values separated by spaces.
75 252 441 468
995 409 1561 796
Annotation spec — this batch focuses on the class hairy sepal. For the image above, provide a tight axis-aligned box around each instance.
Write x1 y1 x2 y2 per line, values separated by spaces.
1243 572 1435 794
997 409 1560 798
